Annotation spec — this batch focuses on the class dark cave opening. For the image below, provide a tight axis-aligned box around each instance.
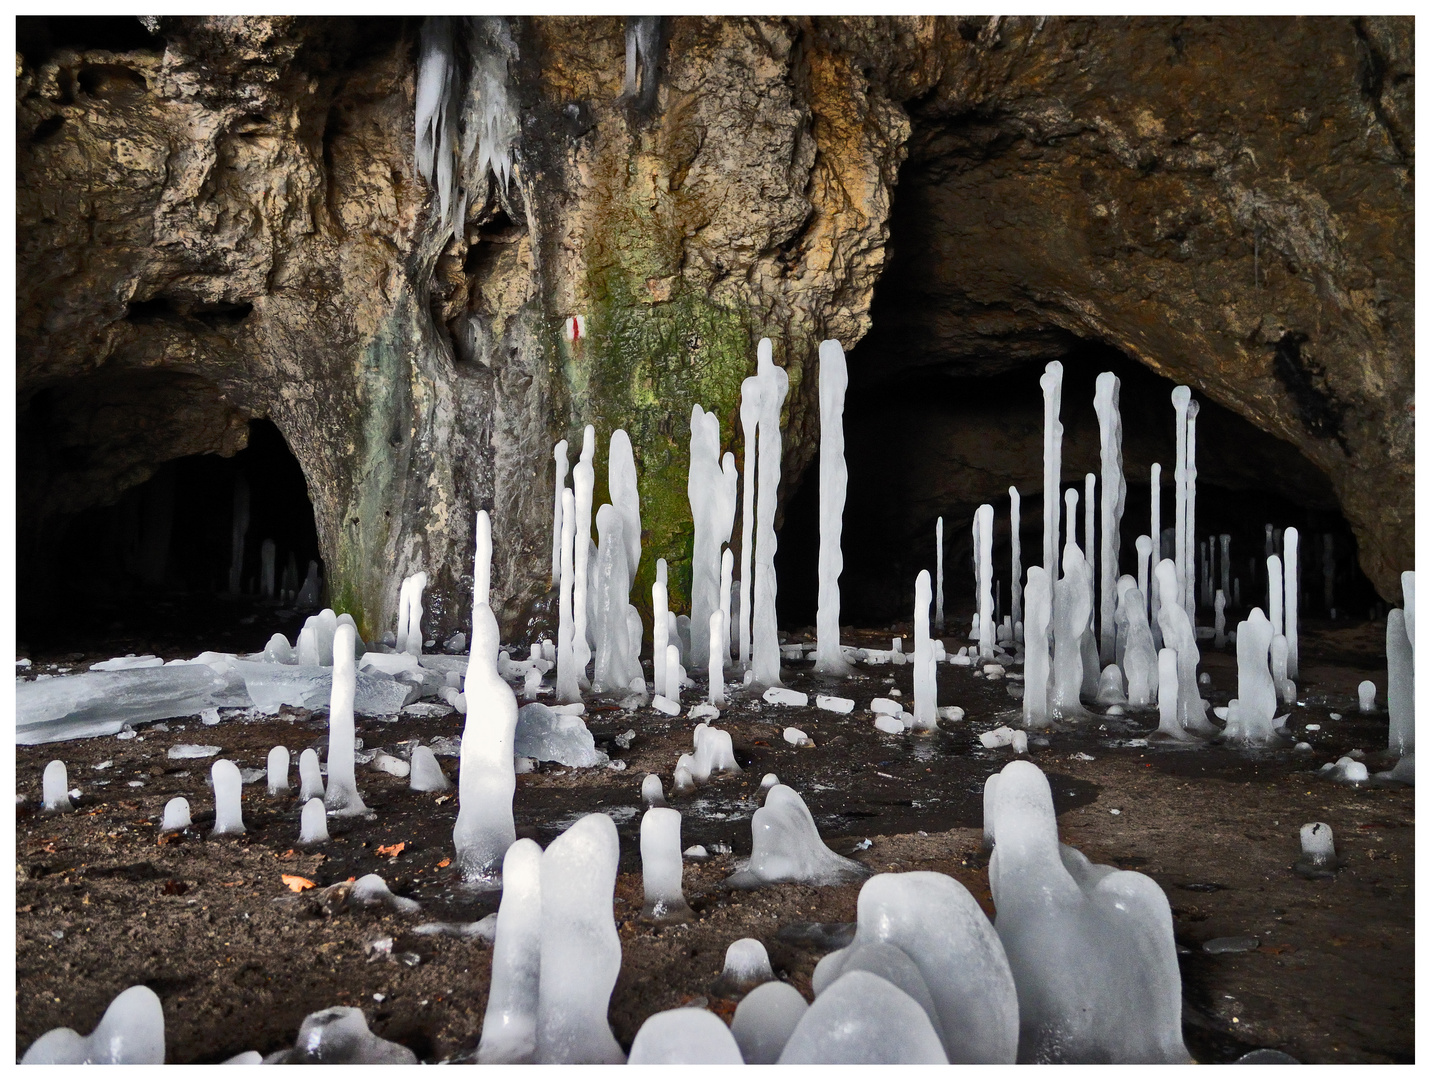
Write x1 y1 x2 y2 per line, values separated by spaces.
776 341 1380 632
17 420 323 656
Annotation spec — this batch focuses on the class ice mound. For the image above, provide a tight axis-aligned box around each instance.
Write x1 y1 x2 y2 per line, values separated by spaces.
536 813 625 1063
267 746 290 794
371 750 410 778
409 746 451 792
726 784 868 888
719 937 774 989
298 748 324 801
731 981 808 1064
783 726 813 746
513 702 607 767
1357 680 1377 712
1294 822 1338 877
350 873 420 914
810 871 1018 1062
628 1008 744 1064
160 797 191 832
779 969 948 1064
640 807 692 921
691 723 740 782
1320 756 1369 784
22 984 165 1063
266 1006 416 1064
478 838 544 1063
641 773 666 807
17 664 250 744
874 714 903 734
300 798 329 844
42 759 72 812
211 760 246 835
986 760 1189 1062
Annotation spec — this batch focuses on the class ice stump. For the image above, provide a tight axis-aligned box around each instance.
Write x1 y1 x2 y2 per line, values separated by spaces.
778 970 948 1064
42 759 72 812
211 759 246 835
628 1008 744 1064
640 807 693 921
478 838 544 1063
160 797 191 832
298 747 324 801
22 984 165 1064
266 746 290 795
299 798 329 844
409 745 451 792
726 784 867 887
1294 822 1338 878
323 624 368 816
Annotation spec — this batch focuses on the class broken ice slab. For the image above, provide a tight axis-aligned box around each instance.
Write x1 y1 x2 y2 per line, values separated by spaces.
89 654 164 671
229 660 416 717
167 744 221 759
764 687 808 707
815 695 854 714
16 664 251 744
413 914 498 940
1201 936 1259 954
514 702 608 767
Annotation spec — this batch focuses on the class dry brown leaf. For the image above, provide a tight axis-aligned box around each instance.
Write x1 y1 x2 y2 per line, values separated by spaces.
436 858 451 869
281 874 316 892
376 842 406 858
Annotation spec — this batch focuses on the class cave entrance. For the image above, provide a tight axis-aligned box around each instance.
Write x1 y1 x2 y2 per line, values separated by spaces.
17 419 323 657
776 340 1379 633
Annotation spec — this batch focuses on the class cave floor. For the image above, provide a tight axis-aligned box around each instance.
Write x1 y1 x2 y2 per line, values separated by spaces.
13 618 1413 1064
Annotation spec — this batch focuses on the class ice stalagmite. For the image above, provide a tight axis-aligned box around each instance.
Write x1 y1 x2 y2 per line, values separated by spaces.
535 813 625 1063
1214 589 1228 647
1050 512 1093 720
324 624 367 816
1154 559 1217 736
1094 372 1125 664
1080 476 1100 695
732 982 808 1063
1185 399 1199 616
912 570 937 731
935 516 946 633
161 797 191 832
1040 361 1064 597
1270 634 1292 705
708 611 725 707
477 839 544 1063
550 439 569 583
986 760 1189 1063
42 759 72 812
665 644 682 705
1135 534 1153 632
298 747 324 801
727 784 867 887
1386 607 1413 758
640 807 693 921
719 546 734 666
608 429 642 583
1297 823 1337 874
1359 680 1378 712
628 1010 744 1065
1222 608 1282 746
1116 580 1157 709
267 746 290 795
738 367 763 667
396 571 428 657
1284 527 1300 678
1403 569 1416 647
1172 386 1191 624
652 565 669 702
555 489 580 704
300 798 329 844
1009 489 1022 628
22 984 166 1064
1022 567 1052 728
687 406 721 664
813 339 853 675
779 971 948 1064
1149 463 1163 648
970 512 982 640
976 504 995 661
753 340 789 687
211 759 245 835
592 505 636 691
409 746 451 792
571 426 596 686
1267 554 1284 636
454 514 518 885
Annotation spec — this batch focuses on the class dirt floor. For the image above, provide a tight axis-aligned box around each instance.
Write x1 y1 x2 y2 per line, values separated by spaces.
13 613 1414 1063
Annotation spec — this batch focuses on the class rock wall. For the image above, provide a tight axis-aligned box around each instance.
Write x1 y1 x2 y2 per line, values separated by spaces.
15 15 1413 642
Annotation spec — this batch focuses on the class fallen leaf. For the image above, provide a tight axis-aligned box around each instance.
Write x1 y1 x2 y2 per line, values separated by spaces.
376 842 406 858
436 858 451 869
282 874 316 893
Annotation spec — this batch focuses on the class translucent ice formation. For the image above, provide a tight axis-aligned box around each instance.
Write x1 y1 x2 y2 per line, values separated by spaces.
211 759 246 835
351 873 420 913
720 546 735 665
556 487 580 703
911 570 937 730
591 504 637 690
1154 559 1216 736
986 760 1189 1063
409 745 451 792
535 813 625 1063
1095 372 1125 664
1222 608 1284 746
812 339 853 675
1152 648 1194 742
1095 664 1127 706
726 784 867 887
267 745 290 795
721 937 774 987
1214 588 1228 648
298 747 324 801
160 796 191 832
1171 386 1191 618
272 1005 416 1064
1297 822 1336 873
935 515 946 633
1040 361 1064 592
1387 607 1413 759
640 807 692 921
1267 554 1284 636
1009 488 1022 628
1115 580 1157 708
779 970 948 1064
738 366 762 667
551 438 569 583
572 426 596 685
478 838 544 1063
976 503 995 661
21 984 165 1064
628 1008 744 1064
608 429 642 583
1022 567 1052 728
414 16 457 223
708 611 726 706
811 871 1018 1062
1083 472 1097 642
1050 539 1093 720
641 772 666 807
690 723 740 782
324 624 367 816
1148 464 1163 648
752 340 790 687
1185 399 1200 615
42 759 72 812
396 571 428 657
455 513 518 883
731 981 808 1064
300 798 329 844
1358 679 1377 712
689 405 732 666
664 644 682 705
1284 527 1300 677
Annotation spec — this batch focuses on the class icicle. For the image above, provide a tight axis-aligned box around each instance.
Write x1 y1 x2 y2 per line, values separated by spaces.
572 427 596 686
913 570 937 730
1040 362 1064 595
415 17 458 223
622 16 661 106
738 369 763 668
1284 528 1300 679
551 439 569 584
752 340 789 687
1009 489 1022 629
976 504 995 662
813 340 852 676
556 489 580 703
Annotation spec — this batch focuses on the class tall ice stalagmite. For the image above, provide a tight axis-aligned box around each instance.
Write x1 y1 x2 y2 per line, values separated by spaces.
571 426 596 686
813 339 852 675
550 439 569 584
752 339 789 687
1094 372 1125 664
324 623 367 816
1040 361 1064 598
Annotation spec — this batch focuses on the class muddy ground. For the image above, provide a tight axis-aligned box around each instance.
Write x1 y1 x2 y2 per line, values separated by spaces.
13 614 1414 1063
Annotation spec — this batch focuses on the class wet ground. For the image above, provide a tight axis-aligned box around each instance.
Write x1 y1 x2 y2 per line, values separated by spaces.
13 616 1414 1063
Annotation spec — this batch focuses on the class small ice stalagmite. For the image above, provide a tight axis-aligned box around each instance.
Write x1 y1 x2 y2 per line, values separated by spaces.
535 813 625 1064
409 745 451 792
1040 361 1064 599
652 560 669 699
571 425 596 685
161 797 191 832
731 981 808 1064
752 339 790 687
551 438 569 583
691 723 740 782
298 747 324 801
641 772 666 807
1095 665 1127 706
778 970 948 1064
1116 581 1157 709
1154 559 1217 736
1222 609 1282 746
211 759 246 835
935 515 946 633
1284 527 1300 678
1270 634 1293 705
477 838 544 1064
1022 567 1052 729
912 570 937 731
1296 822 1337 875
1358 679 1378 712
726 784 867 887
454 511 518 884
738 365 764 668
664 644 682 705
267 745 290 795
976 503 995 661
708 611 725 707
324 624 367 816
1386 607 1413 758
628 1009 744 1065
300 798 329 843
813 339 853 676
721 938 774 988
21 984 166 1064
1214 589 1228 648
1095 372 1125 664
640 807 693 922
42 759 72 812
608 428 642 583
555 488 580 704
986 760 1189 1063
1153 649 1192 742
1009 488 1022 628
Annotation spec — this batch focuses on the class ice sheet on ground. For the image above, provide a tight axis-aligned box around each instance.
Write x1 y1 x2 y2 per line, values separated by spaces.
17 664 251 744
167 744 221 759
514 702 608 767
89 654 164 671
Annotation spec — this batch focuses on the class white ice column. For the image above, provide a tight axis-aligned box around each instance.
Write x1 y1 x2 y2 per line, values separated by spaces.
324 623 367 816
608 429 642 583
652 562 669 697
1149 462 1163 649
970 512 982 639
1083 472 1096 640
913 569 937 730
1171 387 1191 624
1009 489 1022 628
551 439 569 584
1136 535 1152 630
708 611 725 707
1023 567 1052 729
977 504 995 661
1095 372 1125 664
719 547 734 666
1267 555 1284 637
398 571 428 657
571 425 596 686
1185 399 1199 617
752 340 789 687
1284 528 1300 679
591 506 634 691
813 339 852 676
664 644 681 705
1386 607 1413 758
477 839 544 1064
935 516 946 633
738 368 764 667
1154 558 1217 736
556 489 580 703
1040 361 1064 593
688 405 724 664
